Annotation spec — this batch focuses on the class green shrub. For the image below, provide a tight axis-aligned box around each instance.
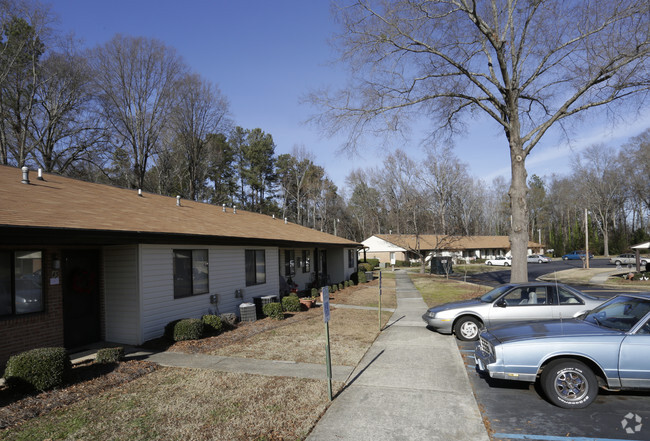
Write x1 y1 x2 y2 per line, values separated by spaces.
338 283 343 290
263 302 284 320
220 313 238 329
164 319 183 340
173 318 204 341
331 284 337 293
311 288 318 297
361 258 379 268
202 314 224 335
4 347 71 391
96 347 125 364
282 295 301 312
358 271 367 284
358 262 374 272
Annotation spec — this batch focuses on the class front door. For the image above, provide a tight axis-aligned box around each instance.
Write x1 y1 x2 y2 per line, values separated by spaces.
63 250 101 348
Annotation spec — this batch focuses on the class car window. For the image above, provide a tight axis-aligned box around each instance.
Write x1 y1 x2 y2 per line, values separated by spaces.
558 287 584 305
585 296 650 332
501 287 548 306
480 285 511 303
637 319 650 335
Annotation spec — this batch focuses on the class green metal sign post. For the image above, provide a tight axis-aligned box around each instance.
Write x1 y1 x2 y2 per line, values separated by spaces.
378 271 382 331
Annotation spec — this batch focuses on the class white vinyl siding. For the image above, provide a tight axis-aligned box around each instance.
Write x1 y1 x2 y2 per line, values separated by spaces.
139 245 279 342
103 245 140 344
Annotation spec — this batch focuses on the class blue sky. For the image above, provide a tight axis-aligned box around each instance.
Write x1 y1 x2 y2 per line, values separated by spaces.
50 0 649 192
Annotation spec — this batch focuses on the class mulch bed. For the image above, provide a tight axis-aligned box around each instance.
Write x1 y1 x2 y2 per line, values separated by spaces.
0 360 157 430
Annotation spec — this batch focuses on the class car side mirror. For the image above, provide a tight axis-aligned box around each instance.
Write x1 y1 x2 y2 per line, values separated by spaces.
496 299 507 308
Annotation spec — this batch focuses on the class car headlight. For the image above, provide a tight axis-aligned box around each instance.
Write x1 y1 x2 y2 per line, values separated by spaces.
425 310 436 318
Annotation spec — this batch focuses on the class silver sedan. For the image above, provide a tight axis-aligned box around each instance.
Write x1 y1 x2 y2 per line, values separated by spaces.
422 282 604 341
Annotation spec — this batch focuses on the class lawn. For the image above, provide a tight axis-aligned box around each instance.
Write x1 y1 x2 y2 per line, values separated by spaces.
409 273 491 308
0 280 397 440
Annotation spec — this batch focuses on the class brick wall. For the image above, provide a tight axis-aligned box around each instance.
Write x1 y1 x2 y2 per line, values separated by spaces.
0 249 64 369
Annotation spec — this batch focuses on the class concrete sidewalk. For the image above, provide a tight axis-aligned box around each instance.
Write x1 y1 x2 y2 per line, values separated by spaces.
307 270 490 441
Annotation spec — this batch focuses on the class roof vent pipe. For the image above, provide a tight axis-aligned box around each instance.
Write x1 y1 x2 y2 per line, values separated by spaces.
138 189 142 197
21 166 29 184
176 195 181 206
222 204 226 212
37 168 44 180
284 217 288 224
272 214 275 219
233 205 237 214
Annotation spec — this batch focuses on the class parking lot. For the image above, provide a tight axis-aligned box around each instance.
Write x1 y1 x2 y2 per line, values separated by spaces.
446 260 649 440
458 338 650 441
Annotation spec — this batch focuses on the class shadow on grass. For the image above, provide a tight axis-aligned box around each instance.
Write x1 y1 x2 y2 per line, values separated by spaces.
0 361 119 408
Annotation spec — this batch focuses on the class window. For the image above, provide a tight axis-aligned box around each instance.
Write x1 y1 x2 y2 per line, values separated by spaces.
502 287 548 306
0 250 43 316
348 249 355 268
246 250 266 286
284 250 295 277
173 249 209 298
558 287 584 305
302 250 310 273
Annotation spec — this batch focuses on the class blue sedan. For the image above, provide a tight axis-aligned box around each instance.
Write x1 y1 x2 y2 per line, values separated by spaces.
475 293 650 408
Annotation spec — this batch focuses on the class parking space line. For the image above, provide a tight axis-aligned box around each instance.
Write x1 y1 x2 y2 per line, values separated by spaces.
493 433 637 441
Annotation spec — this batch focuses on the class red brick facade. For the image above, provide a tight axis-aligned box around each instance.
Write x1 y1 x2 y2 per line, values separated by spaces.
0 247 104 369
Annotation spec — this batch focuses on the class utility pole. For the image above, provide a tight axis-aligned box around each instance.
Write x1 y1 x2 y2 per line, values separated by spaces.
585 208 590 269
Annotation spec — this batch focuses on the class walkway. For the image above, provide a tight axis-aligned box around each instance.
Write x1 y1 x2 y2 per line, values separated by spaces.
306 270 489 441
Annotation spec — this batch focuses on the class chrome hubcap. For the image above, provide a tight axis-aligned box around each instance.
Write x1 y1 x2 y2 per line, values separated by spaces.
555 370 588 402
460 321 478 339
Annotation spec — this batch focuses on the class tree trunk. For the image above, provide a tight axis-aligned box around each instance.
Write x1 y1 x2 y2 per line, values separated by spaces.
509 138 529 283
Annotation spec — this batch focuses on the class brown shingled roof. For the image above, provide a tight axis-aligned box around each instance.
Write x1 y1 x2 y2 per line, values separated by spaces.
374 234 542 250
0 165 358 247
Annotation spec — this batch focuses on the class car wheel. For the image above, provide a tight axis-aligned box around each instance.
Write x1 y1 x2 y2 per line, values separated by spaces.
615 260 622 265
486 261 492 265
453 316 481 341
504 262 510 266
541 359 598 409
562 256 568 260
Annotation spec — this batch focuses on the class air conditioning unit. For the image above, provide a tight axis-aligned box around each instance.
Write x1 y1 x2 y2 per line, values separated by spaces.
239 302 256 322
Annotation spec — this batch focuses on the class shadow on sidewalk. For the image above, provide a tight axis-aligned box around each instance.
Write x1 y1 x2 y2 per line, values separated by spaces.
338 349 385 397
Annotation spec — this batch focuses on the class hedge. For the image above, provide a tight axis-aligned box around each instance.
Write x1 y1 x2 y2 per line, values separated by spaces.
96 347 125 364
202 314 224 335
4 347 71 391
282 295 301 312
263 302 284 320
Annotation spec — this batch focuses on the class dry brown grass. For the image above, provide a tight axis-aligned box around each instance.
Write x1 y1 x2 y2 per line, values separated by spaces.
210 307 390 366
0 280 396 440
1 368 340 441
330 278 397 309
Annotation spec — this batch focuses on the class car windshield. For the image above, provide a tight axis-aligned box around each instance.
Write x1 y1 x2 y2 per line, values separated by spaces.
480 285 512 303
583 296 650 332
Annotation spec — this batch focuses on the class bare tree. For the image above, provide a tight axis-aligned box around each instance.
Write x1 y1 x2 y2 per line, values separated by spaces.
170 73 230 200
572 145 626 257
29 46 103 173
310 0 650 282
91 35 186 189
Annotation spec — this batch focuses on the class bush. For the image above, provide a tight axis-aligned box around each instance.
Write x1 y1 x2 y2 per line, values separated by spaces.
164 319 183 340
96 347 125 364
4 347 71 391
358 262 374 272
282 295 301 312
331 284 337 293
311 288 318 297
338 283 343 290
202 314 224 335
173 318 204 341
358 270 367 284
220 313 238 329
263 302 284 320
361 258 379 268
